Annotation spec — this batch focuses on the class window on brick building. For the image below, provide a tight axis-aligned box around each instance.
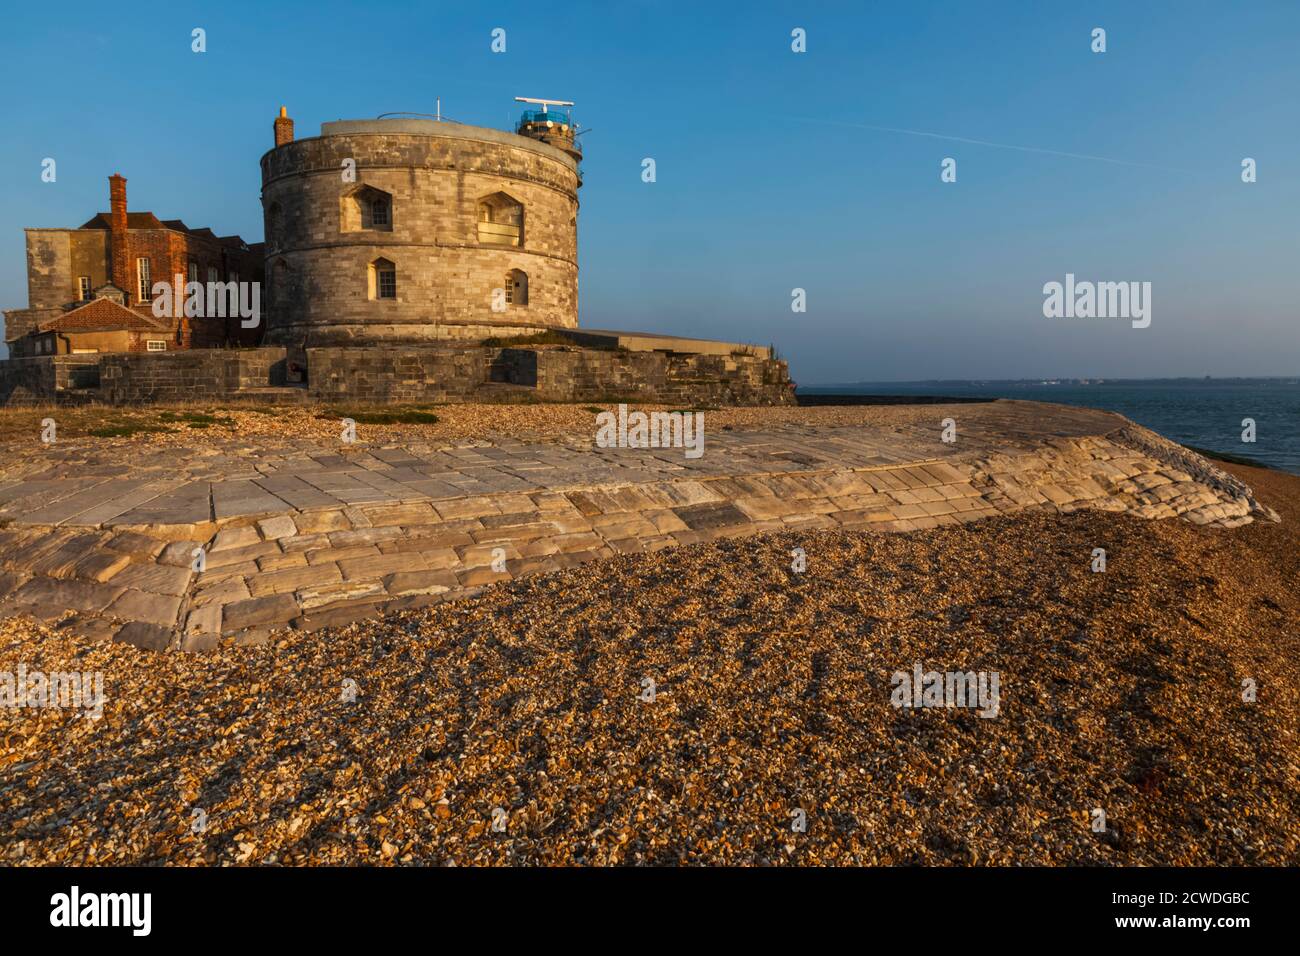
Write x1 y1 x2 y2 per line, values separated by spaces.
147 340 167 352
136 258 152 302
78 276 91 300
368 258 397 300
208 266 220 283
188 261 199 283
506 269 528 306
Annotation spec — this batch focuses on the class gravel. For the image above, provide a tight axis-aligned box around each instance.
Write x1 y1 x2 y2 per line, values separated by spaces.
1 464 1296 866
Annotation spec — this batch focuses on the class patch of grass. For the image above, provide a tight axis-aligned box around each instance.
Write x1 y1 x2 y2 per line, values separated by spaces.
480 331 575 348
158 411 236 428
320 405 441 425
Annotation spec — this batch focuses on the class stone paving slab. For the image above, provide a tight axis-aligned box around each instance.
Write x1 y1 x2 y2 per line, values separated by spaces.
0 401 1279 651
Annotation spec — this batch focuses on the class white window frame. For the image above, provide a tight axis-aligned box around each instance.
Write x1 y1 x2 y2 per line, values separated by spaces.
136 258 152 302
78 276 91 300
146 340 167 352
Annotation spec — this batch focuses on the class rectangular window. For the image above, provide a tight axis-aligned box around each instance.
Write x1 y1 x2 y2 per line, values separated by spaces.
187 261 199 283
208 266 220 283
377 269 397 299
78 276 91 300
229 270 239 284
136 258 152 302
371 200 389 226
146 340 167 352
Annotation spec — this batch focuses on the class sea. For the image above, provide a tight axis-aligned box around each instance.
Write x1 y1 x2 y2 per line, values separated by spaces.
800 379 1300 475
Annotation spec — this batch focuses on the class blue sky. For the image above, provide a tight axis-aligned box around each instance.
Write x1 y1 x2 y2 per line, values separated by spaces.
1 0 1296 382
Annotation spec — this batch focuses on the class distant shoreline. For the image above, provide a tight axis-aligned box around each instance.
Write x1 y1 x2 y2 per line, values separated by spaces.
802 376 1300 389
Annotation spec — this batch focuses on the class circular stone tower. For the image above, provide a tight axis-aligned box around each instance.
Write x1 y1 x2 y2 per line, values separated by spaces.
258 108 581 346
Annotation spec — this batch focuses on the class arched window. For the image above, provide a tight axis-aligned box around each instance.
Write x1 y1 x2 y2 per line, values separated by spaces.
266 203 283 251
506 269 528 306
368 258 396 300
269 258 290 307
477 192 524 246
342 185 394 233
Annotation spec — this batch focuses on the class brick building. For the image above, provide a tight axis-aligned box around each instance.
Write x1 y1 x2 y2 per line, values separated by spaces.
2 174 264 357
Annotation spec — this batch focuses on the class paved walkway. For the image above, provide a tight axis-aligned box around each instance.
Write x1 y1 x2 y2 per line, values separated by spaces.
0 401 1276 651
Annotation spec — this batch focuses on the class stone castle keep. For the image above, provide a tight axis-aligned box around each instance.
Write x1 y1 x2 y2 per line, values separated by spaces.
263 109 580 345
0 104 794 406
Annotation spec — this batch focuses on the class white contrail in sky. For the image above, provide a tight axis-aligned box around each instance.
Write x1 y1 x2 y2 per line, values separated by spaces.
792 117 1197 173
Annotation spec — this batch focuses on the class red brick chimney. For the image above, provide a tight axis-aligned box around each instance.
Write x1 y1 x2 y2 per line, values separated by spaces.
274 106 294 147
108 173 129 299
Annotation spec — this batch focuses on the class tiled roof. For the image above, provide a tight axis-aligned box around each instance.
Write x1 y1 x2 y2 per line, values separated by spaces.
78 215 256 251
79 212 166 230
37 298 170 333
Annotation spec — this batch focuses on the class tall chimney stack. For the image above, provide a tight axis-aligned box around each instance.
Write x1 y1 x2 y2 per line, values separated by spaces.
108 173 129 299
274 106 294 147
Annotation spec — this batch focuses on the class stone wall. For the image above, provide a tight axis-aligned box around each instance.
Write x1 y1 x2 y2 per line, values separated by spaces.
307 347 492 404
0 357 57 405
306 346 795 406
97 348 287 404
0 356 103 405
529 348 795 406
3 230 74 343
0 345 792 407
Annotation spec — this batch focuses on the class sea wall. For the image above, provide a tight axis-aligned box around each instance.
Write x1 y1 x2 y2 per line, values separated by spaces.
0 345 794 407
305 347 796 406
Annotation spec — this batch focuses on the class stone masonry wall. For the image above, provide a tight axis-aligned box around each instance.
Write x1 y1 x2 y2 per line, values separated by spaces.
0 357 58 405
307 348 492 404
0 356 104 405
261 121 580 346
97 349 287 404
306 346 795 406
0 345 792 407
530 349 796 406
